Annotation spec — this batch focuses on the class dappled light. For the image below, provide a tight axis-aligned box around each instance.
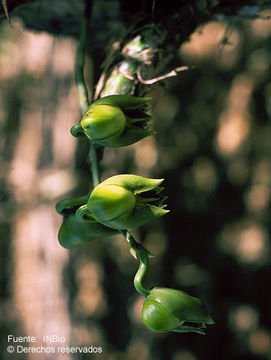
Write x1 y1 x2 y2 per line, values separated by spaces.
216 75 253 156
75 261 107 316
173 350 197 360
180 21 241 69
250 10 271 37
216 112 250 155
244 182 270 213
1 4 271 360
174 262 209 287
228 304 259 332
249 328 271 356
134 137 157 173
218 221 269 265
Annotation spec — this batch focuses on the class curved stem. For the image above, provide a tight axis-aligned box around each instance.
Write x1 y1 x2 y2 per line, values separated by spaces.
120 230 151 297
120 230 137 248
134 245 151 297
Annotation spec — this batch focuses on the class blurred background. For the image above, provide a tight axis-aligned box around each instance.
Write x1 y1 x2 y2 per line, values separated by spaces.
1 3 271 360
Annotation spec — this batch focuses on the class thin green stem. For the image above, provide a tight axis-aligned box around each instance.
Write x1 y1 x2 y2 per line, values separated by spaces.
120 230 137 248
134 246 151 297
120 230 151 297
90 143 101 188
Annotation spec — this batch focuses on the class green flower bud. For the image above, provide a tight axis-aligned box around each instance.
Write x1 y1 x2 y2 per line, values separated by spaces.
81 105 126 141
71 95 154 147
56 196 118 249
141 287 214 334
79 174 169 230
87 184 136 221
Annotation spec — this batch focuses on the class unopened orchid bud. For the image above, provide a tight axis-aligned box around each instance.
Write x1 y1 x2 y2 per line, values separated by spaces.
71 95 154 147
77 174 169 230
141 287 214 334
87 184 136 222
81 104 126 141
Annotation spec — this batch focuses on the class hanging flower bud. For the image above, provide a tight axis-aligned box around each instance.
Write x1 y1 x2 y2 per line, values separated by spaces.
141 287 214 334
56 196 118 249
76 174 169 230
81 105 126 141
70 95 154 147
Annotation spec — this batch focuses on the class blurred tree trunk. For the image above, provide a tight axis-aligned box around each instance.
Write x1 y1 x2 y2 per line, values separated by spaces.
0 27 79 359
1 1 271 359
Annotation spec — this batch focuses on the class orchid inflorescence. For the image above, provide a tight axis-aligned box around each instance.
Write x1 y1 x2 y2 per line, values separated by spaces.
56 94 214 334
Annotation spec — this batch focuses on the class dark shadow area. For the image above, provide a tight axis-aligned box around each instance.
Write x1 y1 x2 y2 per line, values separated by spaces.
1 4 271 360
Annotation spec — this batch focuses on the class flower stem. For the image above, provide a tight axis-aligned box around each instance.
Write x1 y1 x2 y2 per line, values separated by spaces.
120 230 151 297
134 246 151 297
75 2 152 297
90 143 101 188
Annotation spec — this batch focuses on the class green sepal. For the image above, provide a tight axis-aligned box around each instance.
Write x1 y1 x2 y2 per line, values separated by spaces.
58 215 94 249
100 203 169 230
56 195 118 249
91 95 151 111
58 214 118 249
99 174 164 195
172 325 206 335
141 298 182 332
149 288 214 325
91 123 154 147
141 287 214 334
